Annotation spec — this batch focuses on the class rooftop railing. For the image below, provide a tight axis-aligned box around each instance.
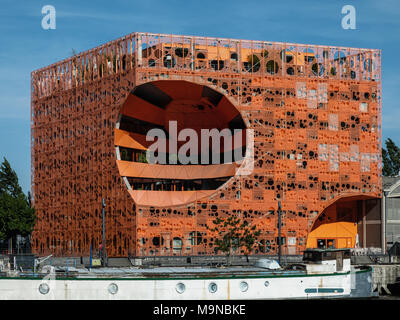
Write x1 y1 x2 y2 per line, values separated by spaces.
31 32 381 99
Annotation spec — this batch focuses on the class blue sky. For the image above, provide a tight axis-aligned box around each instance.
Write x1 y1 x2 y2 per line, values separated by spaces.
0 0 399 193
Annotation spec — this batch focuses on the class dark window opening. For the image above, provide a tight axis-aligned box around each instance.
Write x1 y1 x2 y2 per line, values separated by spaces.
286 55 293 63
163 54 176 68
275 237 286 246
175 47 189 57
312 63 324 76
127 177 230 191
119 115 166 136
244 55 260 72
305 55 315 63
210 60 224 71
152 236 164 247
266 60 279 74
287 67 294 75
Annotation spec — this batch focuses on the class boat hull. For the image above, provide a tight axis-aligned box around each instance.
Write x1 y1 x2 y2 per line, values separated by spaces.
0 269 373 300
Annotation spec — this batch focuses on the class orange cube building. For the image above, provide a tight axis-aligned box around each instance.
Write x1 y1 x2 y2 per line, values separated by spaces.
31 32 382 257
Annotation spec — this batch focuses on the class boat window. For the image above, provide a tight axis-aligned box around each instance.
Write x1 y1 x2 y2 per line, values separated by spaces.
303 251 323 262
317 238 336 249
317 239 326 248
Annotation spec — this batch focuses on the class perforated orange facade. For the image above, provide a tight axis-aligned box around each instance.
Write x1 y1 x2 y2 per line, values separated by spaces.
31 32 382 257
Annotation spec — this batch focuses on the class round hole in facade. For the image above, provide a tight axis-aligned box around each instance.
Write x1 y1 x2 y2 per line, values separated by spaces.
176 282 186 294
312 63 324 76
175 48 189 58
261 50 268 58
266 60 279 74
245 55 260 72
38 283 50 295
152 236 164 247
264 281 270 287
115 80 247 207
108 283 118 294
239 281 248 292
208 282 218 293
210 60 224 71
163 55 176 68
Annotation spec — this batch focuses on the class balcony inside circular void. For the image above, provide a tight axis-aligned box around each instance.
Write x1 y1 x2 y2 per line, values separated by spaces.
115 80 247 207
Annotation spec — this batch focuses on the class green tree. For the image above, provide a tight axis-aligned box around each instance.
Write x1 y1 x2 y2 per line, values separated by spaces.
382 138 400 176
206 216 261 265
0 158 35 252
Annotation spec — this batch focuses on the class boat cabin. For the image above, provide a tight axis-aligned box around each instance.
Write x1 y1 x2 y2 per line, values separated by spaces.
302 248 351 273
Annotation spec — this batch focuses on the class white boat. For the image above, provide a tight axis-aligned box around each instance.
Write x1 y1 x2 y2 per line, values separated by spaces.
0 248 375 300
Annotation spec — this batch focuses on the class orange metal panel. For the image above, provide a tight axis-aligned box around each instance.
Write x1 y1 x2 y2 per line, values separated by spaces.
114 129 147 150
116 160 237 180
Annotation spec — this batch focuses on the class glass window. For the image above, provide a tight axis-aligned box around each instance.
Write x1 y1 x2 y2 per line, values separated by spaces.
317 239 326 248
327 239 335 249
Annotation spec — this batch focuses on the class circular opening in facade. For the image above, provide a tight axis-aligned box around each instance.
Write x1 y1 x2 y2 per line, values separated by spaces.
175 48 189 57
266 60 279 74
115 80 248 207
245 55 260 72
312 63 324 76
152 236 164 246
163 55 176 68
264 281 270 287
210 60 224 70
261 50 268 58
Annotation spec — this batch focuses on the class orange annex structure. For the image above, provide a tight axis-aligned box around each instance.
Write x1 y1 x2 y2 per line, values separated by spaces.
30 32 382 257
